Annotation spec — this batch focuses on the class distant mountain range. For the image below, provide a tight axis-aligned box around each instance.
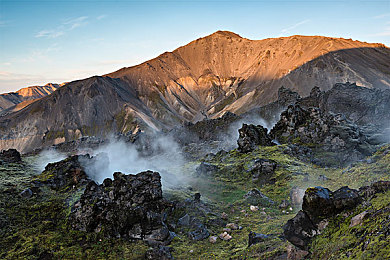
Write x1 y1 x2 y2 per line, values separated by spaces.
0 31 389 153
0 83 60 113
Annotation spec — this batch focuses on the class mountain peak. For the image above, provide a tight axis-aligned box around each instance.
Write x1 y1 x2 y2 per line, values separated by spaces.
209 30 243 38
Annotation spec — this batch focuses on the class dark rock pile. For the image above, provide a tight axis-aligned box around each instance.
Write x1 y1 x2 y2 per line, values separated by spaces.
270 104 375 164
70 171 171 243
195 162 219 177
237 124 275 153
283 181 390 251
0 149 22 163
40 155 90 190
249 159 277 184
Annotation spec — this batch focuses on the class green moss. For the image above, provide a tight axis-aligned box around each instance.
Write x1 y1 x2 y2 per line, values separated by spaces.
310 191 390 259
45 130 65 141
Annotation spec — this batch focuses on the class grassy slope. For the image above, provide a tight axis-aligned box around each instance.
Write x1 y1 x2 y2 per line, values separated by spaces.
0 145 389 259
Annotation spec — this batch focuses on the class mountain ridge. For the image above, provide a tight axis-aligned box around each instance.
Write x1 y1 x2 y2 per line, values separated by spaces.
0 31 390 153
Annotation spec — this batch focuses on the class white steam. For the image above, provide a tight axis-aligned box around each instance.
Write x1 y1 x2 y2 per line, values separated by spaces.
35 149 67 171
81 134 189 189
218 113 280 150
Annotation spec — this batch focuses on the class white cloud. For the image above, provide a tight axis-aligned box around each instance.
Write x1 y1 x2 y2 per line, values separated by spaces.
35 29 64 38
373 13 390 19
97 14 107 20
280 19 310 36
63 16 88 30
35 16 88 39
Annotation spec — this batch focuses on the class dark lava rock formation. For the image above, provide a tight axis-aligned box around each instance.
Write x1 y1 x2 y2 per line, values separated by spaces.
249 159 277 184
0 149 21 163
237 124 275 153
70 171 170 243
283 181 390 251
39 155 91 190
270 104 375 165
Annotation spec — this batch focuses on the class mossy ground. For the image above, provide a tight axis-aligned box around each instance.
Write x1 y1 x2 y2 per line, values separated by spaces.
0 144 389 259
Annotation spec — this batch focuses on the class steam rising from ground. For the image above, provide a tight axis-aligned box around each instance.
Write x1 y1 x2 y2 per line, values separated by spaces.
219 113 281 150
35 149 67 171
80 134 188 189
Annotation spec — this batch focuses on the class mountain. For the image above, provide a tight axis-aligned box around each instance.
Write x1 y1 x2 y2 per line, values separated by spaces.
0 83 60 112
0 31 390 153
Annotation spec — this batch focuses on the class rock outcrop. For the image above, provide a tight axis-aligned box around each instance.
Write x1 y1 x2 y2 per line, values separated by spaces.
0 149 21 163
70 171 170 243
237 124 275 153
283 181 390 250
270 104 375 165
39 155 91 190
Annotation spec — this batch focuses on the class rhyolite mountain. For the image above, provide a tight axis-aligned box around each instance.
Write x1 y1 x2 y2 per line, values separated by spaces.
0 83 60 112
1 31 390 153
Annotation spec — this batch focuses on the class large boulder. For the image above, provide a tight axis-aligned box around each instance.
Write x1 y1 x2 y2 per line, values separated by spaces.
250 159 277 184
70 171 169 241
237 124 274 153
283 211 318 250
284 181 390 250
0 149 22 163
39 155 91 190
195 162 219 177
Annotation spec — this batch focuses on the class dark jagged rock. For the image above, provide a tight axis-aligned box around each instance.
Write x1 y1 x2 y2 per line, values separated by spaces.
298 83 390 127
277 86 301 106
243 188 274 206
250 158 277 184
19 188 33 198
283 211 317 250
237 124 274 153
195 162 219 177
332 186 361 210
270 104 375 165
0 149 21 163
194 192 201 202
248 232 270 247
359 180 390 198
145 245 174 260
40 155 90 190
302 187 334 221
70 171 169 242
284 181 390 250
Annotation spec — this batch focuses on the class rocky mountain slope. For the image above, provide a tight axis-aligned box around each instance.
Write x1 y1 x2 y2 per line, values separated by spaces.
0 83 60 112
1 31 390 153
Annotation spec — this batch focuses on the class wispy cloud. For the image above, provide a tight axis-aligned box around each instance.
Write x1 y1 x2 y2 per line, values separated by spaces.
35 16 88 38
280 19 310 35
97 14 107 20
373 13 390 19
63 16 88 30
21 43 61 63
35 30 64 38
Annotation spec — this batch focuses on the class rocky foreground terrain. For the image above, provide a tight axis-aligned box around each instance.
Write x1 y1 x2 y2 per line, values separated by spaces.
0 82 389 259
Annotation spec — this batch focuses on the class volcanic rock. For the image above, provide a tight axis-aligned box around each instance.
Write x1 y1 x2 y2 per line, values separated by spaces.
145 245 174 260
248 232 270 247
195 162 219 177
237 124 274 153
270 104 375 165
0 149 21 163
250 159 277 184
284 181 390 250
244 188 274 206
70 171 168 241
40 155 90 190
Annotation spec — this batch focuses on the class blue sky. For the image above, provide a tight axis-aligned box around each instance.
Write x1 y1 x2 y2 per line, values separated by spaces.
0 0 389 93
